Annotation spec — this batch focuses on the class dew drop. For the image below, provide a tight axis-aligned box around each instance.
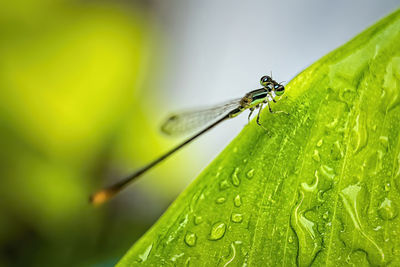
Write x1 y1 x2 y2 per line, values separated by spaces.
222 242 238 267
288 236 293 243
231 168 241 186
320 165 335 179
339 87 356 103
396 151 400 179
199 193 205 201
351 113 368 154
326 118 338 128
312 150 320 162
364 151 384 176
243 158 248 163
185 257 191 266
378 198 398 220
340 184 386 265
216 170 221 178
379 136 389 150
220 179 230 191
231 213 243 223
189 189 203 212
331 140 343 160
246 169 254 179
216 197 226 204
384 183 391 192
194 216 203 225
209 222 227 240
234 195 242 207
137 243 153 262
290 191 321 267
317 139 323 147
381 59 400 111
322 211 329 220
374 225 382 231
171 253 185 262
184 232 197 247
301 170 319 192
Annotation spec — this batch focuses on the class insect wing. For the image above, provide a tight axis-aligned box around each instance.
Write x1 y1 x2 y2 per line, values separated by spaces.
161 98 242 136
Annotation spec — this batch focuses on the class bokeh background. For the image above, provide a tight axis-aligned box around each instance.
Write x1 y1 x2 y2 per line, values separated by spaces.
0 0 398 266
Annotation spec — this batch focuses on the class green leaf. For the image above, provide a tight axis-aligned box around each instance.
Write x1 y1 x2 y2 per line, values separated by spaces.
118 9 400 266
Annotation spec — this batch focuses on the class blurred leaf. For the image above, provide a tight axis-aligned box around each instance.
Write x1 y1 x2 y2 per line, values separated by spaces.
0 2 160 266
118 9 400 266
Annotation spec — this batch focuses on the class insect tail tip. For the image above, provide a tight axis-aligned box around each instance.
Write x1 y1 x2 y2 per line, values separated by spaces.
89 189 116 206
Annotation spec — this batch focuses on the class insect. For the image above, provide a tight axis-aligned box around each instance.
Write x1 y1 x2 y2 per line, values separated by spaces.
90 75 286 205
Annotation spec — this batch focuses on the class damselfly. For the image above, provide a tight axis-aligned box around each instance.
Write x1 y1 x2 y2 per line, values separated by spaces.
90 75 286 205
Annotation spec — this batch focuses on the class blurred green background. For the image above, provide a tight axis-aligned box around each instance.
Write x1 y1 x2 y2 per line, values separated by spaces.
0 1 190 266
0 0 398 266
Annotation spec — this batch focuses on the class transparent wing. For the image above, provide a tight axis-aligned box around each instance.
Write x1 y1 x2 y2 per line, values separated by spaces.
161 98 242 136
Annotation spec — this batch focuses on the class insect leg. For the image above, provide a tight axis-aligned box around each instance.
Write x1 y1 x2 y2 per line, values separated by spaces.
247 107 255 123
256 103 263 126
255 103 269 133
267 92 277 103
267 101 289 115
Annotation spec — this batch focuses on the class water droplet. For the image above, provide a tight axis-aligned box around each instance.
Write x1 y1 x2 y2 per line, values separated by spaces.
395 151 400 179
231 168 241 186
326 118 338 128
222 242 238 267
209 222 226 240
339 87 356 103
246 169 254 179
351 113 368 154
243 158 248 163
234 195 242 207
184 232 197 247
233 147 238 153
320 165 335 179
322 211 329 220
185 257 191 266
171 253 185 262
363 151 383 176
290 191 321 267
216 197 226 204
220 179 230 191
379 136 389 150
231 213 243 223
301 170 319 192
384 183 391 192
189 189 204 212
381 59 400 112
194 216 203 225
312 150 320 162
216 167 222 178
317 139 323 147
374 225 382 231
137 243 153 262
288 236 293 243
331 140 343 160
378 198 398 220
340 184 386 265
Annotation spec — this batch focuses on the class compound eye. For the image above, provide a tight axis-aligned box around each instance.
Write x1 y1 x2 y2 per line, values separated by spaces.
275 85 285 96
260 75 272 87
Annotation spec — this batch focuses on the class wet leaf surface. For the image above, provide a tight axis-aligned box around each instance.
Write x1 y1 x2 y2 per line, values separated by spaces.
118 10 400 266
